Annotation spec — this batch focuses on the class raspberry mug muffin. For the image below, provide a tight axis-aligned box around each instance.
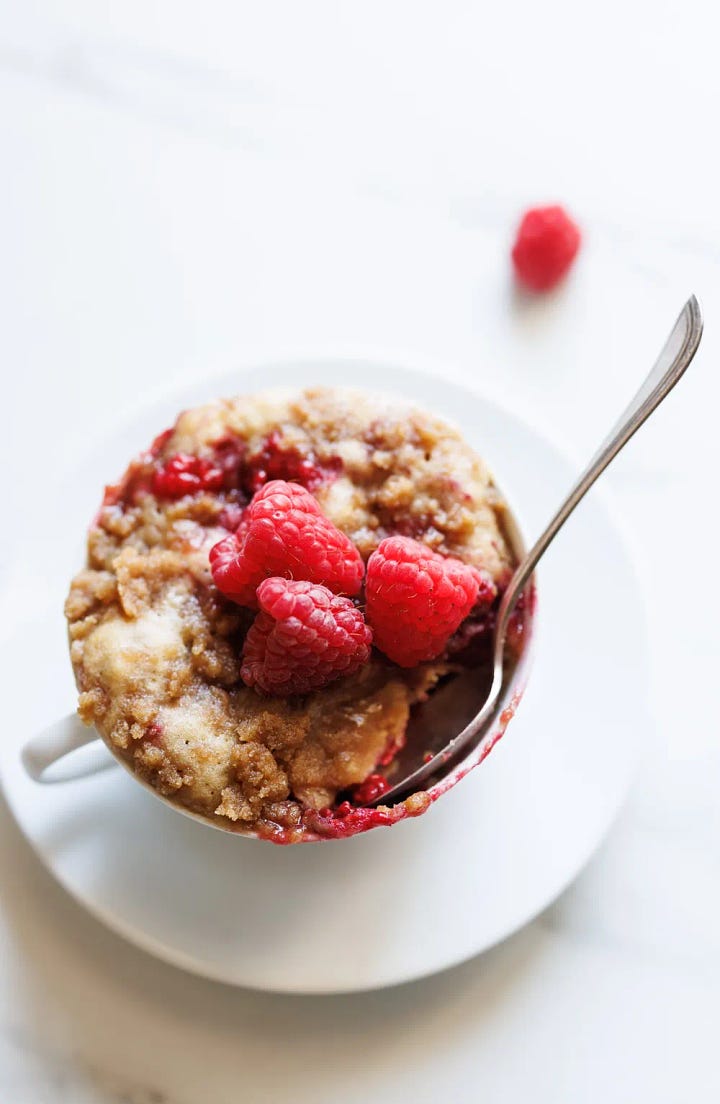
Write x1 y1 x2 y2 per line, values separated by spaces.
65 387 530 843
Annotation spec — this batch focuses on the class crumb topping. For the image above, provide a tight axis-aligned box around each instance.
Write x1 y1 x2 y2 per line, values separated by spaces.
65 387 515 841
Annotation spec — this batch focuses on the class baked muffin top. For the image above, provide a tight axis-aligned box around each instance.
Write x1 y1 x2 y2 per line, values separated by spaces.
65 387 516 842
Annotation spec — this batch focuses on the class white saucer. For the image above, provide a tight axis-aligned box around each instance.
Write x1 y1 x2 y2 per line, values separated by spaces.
0 361 649 994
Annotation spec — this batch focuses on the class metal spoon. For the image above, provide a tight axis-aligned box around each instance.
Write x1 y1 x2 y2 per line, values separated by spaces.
366 295 703 807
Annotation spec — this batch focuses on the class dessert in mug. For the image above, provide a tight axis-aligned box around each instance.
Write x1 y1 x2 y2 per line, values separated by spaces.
65 387 527 843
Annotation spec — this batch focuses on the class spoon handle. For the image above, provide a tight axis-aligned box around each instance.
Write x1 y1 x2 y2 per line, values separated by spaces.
498 294 704 634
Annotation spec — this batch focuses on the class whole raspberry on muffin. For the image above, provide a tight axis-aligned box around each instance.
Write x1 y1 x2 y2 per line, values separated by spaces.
65 387 526 843
209 480 364 608
365 536 491 666
241 578 372 695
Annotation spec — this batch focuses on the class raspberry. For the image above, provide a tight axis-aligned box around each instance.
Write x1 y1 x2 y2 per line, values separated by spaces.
207 436 247 491
209 480 364 607
241 578 372 695
152 453 225 498
151 436 246 502
243 431 342 494
349 772 390 805
365 536 483 666
511 205 581 292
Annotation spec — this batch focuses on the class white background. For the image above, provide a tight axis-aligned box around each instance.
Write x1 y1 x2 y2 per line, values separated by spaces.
1 3 719 1101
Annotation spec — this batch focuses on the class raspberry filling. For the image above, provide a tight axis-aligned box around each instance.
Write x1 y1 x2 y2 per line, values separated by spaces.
304 797 428 841
349 772 391 804
152 436 247 501
152 453 226 498
243 430 342 494
104 430 342 512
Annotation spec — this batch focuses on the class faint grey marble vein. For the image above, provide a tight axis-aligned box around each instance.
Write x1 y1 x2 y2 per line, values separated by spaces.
0 38 272 151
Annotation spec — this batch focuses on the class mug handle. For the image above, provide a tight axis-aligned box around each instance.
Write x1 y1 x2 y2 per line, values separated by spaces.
22 714 113 783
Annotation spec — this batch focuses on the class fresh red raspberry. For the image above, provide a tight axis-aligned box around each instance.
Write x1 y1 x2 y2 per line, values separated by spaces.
511 205 581 292
152 453 225 499
365 536 483 666
209 480 364 607
241 578 372 695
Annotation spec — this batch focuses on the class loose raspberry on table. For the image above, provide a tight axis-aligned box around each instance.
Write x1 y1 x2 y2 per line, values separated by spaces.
511 205 581 292
365 536 483 667
209 479 365 607
241 578 372 695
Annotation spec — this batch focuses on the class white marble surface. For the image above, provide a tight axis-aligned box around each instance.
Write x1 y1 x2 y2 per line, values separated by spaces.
1 3 720 1101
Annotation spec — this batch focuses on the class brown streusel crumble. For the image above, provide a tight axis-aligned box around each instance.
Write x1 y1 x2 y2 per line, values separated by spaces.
65 387 515 842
